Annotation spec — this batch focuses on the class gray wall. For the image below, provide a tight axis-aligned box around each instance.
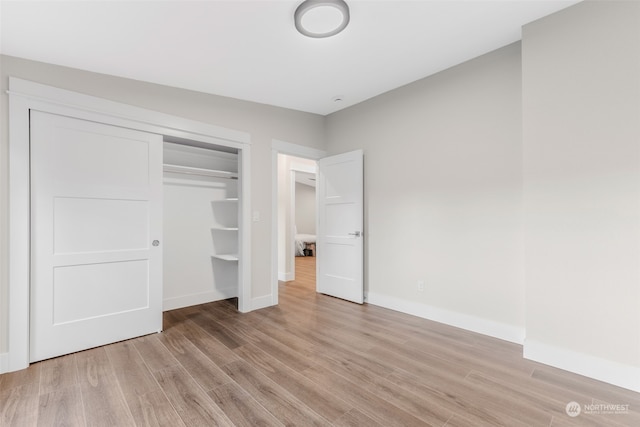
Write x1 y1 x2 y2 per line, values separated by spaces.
522 0 640 377
326 42 525 337
295 182 316 235
0 55 326 354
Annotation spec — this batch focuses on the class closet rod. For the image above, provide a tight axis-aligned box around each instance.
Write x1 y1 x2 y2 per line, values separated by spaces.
163 164 238 180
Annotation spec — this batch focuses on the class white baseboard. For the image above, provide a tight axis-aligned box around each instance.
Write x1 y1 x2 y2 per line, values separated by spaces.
163 288 238 311
278 271 294 282
251 294 275 311
365 292 525 344
524 339 640 393
0 352 8 374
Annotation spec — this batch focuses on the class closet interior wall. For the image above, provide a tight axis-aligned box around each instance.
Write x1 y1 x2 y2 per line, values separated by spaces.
162 140 240 311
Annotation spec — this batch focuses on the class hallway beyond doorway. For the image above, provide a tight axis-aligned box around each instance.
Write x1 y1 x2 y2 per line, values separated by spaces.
285 256 316 292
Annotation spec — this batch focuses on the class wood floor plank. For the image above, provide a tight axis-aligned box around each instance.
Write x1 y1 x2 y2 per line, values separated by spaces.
231 313 320 357
312 307 413 346
223 322 315 373
207 382 284 427
176 319 240 367
128 390 187 427
220 359 330 426
548 416 585 426
302 364 431 427
387 367 550 426
188 312 246 349
132 334 179 373
532 365 640 408
38 354 78 396
0 363 40 393
37 387 85 427
75 346 117 387
153 365 234 427
312 353 454 426
156 326 233 392
76 347 136 427
79 373 136 427
443 413 526 427
103 340 185 426
200 299 239 318
279 318 379 355
0 383 40 427
332 408 385 427
367 341 470 380
104 340 159 398
406 333 536 382
464 370 639 427
162 308 186 330
233 343 353 422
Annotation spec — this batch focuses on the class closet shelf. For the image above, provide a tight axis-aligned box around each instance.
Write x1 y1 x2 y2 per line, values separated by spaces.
211 198 239 202
163 164 238 180
211 226 239 231
211 254 239 262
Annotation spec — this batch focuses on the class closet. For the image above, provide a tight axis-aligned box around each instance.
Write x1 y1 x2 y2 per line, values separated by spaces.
162 137 241 310
8 77 250 370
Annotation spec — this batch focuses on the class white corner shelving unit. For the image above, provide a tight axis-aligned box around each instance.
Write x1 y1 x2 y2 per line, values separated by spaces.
210 199 240 263
162 140 240 311
211 254 239 262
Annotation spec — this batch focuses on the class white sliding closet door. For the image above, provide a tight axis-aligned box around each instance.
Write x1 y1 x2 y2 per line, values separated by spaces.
30 111 163 362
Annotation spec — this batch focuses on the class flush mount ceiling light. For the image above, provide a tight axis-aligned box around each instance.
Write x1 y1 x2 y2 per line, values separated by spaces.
294 0 350 38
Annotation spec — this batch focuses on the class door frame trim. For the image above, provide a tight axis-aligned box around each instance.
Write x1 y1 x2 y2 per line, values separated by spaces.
7 77 252 372
270 139 326 307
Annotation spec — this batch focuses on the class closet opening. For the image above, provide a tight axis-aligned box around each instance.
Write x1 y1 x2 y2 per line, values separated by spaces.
163 136 243 312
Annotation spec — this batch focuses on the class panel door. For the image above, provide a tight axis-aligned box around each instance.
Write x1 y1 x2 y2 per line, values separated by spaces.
30 111 163 362
317 149 364 304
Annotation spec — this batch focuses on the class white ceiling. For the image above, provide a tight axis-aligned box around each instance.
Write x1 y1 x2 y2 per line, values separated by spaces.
0 0 580 115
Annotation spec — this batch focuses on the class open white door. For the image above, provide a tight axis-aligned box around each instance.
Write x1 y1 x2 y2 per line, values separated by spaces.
30 111 163 362
317 150 363 304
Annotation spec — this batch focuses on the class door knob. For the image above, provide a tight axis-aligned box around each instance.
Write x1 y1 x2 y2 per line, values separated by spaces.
348 231 361 237
152 240 160 246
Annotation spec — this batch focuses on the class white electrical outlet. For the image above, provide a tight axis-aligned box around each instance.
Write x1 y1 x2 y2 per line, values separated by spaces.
417 280 425 292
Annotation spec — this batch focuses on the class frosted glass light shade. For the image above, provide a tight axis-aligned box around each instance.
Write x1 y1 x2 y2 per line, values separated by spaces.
295 0 350 38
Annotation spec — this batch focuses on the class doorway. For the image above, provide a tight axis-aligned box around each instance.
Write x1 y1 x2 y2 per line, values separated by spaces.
270 141 364 306
270 140 326 305
277 153 318 287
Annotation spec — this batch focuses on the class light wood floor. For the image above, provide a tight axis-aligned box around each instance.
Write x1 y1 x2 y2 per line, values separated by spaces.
2 255 639 426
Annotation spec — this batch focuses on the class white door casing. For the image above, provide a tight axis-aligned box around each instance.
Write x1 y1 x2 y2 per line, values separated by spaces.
317 150 364 304
270 140 327 308
30 111 163 362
